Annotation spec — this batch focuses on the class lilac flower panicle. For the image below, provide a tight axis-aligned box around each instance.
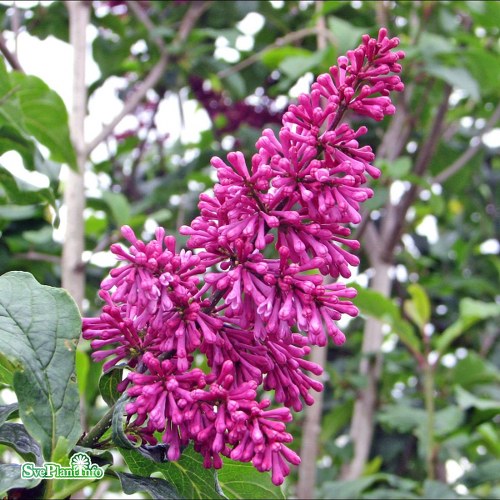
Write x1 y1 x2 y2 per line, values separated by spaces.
83 28 404 485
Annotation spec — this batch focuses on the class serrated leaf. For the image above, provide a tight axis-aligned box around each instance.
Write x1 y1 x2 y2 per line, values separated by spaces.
0 403 18 427
0 271 82 460
116 471 181 499
217 458 285 499
0 422 43 465
120 446 222 500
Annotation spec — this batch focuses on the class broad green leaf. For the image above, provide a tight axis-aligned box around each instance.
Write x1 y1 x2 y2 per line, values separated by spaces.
454 386 500 412
120 446 223 500
217 457 285 499
0 464 40 497
0 352 16 385
116 471 181 499
0 271 82 460
9 72 77 169
0 422 43 465
404 283 431 330
0 403 18 427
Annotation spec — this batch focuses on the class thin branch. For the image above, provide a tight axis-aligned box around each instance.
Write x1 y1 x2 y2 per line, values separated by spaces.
0 33 24 73
433 102 500 184
380 84 452 261
85 1 211 156
13 252 60 264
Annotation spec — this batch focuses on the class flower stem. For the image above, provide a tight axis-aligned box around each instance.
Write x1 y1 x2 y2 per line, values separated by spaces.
78 403 116 448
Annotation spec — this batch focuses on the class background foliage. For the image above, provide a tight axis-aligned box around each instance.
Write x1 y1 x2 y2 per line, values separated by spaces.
0 1 499 498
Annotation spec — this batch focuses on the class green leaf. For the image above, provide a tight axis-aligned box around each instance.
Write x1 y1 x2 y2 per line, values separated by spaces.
435 299 500 355
0 464 40 497
102 191 131 227
99 367 124 406
454 386 500 412
75 349 89 397
116 471 181 499
0 271 82 460
120 446 223 500
378 405 426 433
461 459 500 488
423 480 459 499
112 394 139 450
424 63 480 101
279 50 325 81
352 285 421 354
9 72 77 169
0 165 56 208
434 405 464 437
0 422 43 465
404 283 431 330
217 457 285 499
327 17 366 55
261 46 313 68
0 403 18 427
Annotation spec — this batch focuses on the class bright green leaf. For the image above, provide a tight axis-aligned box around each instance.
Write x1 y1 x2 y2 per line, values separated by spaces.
9 71 76 169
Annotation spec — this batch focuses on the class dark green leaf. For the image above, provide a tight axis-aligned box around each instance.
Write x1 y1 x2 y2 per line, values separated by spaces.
112 394 139 450
0 271 81 460
116 471 181 499
0 403 18 426
0 422 43 465
99 367 124 406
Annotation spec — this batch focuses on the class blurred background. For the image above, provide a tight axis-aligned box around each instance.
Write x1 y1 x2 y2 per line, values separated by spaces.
0 1 499 498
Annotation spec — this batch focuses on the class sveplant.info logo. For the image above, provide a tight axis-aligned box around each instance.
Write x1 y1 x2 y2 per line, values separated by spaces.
21 452 104 480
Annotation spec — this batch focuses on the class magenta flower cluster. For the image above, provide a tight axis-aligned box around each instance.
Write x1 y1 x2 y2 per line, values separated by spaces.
83 28 404 485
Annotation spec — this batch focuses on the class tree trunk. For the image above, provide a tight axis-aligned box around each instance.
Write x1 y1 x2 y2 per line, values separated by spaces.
62 1 89 310
341 260 392 479
296 344 327 499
